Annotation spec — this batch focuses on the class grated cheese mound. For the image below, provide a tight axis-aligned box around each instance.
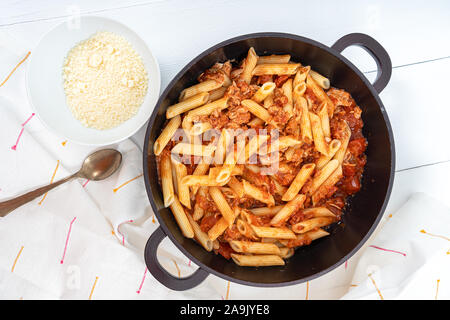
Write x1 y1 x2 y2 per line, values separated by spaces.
63 31 148 130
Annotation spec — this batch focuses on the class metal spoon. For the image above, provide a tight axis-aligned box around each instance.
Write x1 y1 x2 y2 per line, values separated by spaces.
0 149 122 217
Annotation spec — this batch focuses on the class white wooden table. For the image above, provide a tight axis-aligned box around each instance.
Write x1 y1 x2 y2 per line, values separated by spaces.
1 0 449 298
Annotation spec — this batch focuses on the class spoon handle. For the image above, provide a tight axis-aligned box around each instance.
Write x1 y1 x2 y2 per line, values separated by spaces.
0 173 78 217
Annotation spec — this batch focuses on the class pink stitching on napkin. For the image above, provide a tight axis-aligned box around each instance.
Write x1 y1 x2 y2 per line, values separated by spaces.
12 113 35 150
60 217 77 264
11 127 24 150
21 113 35 126
136 268 148 294
369 245 406 256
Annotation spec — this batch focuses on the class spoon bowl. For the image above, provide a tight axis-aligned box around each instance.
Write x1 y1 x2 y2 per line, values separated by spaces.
80 149 122 181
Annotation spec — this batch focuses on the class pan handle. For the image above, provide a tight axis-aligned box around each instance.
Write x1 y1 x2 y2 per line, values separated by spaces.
144 226 209 291
331 33 392 93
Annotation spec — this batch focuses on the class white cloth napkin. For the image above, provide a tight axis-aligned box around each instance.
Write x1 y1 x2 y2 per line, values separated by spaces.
341 192 450 300
0 29 448 300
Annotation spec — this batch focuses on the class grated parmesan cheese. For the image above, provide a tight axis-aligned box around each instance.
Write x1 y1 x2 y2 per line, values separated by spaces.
63 31 148 130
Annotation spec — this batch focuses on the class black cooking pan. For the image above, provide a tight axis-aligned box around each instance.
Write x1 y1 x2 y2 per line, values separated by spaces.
143 32 395 290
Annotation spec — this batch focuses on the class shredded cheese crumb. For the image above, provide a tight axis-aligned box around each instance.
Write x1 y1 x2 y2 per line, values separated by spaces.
63 31 148 130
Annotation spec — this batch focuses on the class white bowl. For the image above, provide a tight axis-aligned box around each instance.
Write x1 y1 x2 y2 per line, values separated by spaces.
27 16 161 145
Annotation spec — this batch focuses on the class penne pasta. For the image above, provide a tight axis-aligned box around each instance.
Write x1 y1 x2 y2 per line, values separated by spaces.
241 99 271 123
301 207 336 218
208 207 240 241
181 116 194 143
316 139 341 170
311 166 343 205
208 166 222 180
169 197 194 238
306 74 336 116
208 86 227 102
308 159 339 194
231 165 244 176
160 153 175 207
239 209 256 225
239 134 270 164
249 205 283 216
209 186 235 225
236 219 259 240
270 178 288 197
333 121 351 165
227 176 244 198
191 157 212 195
309 70 330 90
292 217 335 234
260 237 279 244
192 187 207 220
242 179 275 207
248 117 265 127
191 121 212 136
213 128 230 165
309 112 329 156
241 47 259 84
270 194 306 226
245 164 260 173
258 135 302 155
282 163 315 201
182 174 228 187
281 78 294 117
317 102 331 140
166 92 209 119
278 247 295 259
252 63 300 76
295 96 313 143
250 225 297 240
292 82 306 99
263 92 274 109
216 149 238 183
293 66 311 88
171 160 178 195
153 115 181 156
179 79 223 101
231 254 285 267
171 142 216 157
172 159 191 209
257 54 291 65
230 240 281 255
252 82 276 103
280 228 330 248
186 213 213 251
186 97 229 119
